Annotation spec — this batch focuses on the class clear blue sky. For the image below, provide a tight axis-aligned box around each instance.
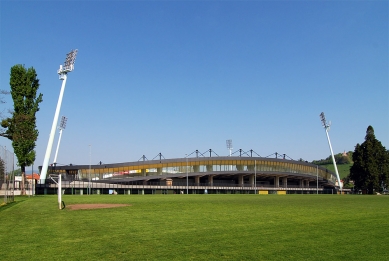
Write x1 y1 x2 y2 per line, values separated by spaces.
1 1 388 169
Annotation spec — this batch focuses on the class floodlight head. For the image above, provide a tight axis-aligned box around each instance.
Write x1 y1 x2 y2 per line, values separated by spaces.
320 112 326 125
60 116 67 129
226 139 233 150
64 49 78 70
320 112 330 129
58 49 78 75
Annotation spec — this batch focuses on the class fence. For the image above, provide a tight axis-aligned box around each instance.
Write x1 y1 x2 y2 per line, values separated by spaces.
36 179 336 196
0 145 15 203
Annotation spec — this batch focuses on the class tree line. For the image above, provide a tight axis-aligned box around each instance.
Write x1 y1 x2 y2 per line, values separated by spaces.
348 126 389 194
311 151 353 165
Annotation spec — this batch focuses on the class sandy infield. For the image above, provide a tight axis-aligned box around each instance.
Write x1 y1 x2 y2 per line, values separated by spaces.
66 204 131 210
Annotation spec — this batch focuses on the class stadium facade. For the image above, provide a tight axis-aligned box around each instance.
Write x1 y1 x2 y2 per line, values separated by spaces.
37 156 340 195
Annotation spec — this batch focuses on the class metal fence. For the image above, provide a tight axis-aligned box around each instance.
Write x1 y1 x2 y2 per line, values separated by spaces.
36 179 337 196
0 145 15 203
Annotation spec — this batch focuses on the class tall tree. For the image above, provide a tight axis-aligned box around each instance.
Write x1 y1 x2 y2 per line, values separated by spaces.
1 65 43 195
349 126 389 194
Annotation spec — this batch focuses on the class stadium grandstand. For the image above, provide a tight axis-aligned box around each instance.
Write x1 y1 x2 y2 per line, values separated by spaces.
36 150 342 195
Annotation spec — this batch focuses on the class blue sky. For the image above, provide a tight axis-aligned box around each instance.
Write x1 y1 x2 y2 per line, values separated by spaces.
1 1 388 169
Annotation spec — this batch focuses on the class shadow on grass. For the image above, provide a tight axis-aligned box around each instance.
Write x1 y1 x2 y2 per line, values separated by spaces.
0 199 27 212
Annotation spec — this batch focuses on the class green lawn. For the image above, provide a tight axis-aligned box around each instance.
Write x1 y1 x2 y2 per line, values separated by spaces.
1 194 388 260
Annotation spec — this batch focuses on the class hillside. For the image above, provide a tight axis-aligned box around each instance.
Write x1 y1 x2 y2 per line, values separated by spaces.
321 163 352 180
311 151 353 180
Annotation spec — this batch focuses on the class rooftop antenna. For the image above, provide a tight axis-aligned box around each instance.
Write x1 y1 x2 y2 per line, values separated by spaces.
320 112 342 190
53 116 68 165
40 49 78 182
226 139 233 157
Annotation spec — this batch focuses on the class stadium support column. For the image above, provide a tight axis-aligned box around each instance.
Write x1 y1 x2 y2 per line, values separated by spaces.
208 175 213 186
283 177 288 188
195 176 200 186
275 176 280 188
249 174 254 187
299 179 304 188
238 175 244 187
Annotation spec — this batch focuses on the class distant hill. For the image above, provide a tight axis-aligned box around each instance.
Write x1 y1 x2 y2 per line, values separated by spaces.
311 151 353 179
321 163 352 179
311 151 353 165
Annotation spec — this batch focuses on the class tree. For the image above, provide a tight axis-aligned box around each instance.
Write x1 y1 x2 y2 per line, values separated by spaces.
337 154 351 164
1 65 43 195
349 126 389 194
311 151 353 165
11 168 22 176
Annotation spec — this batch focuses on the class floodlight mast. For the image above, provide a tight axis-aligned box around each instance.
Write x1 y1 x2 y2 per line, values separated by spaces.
320 112 342 191
226 139 233 157
40 50 78 182
53 116 68 165
226 139 233 171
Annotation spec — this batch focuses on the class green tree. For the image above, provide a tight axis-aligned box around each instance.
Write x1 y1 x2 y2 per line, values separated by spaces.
337 154 351 164
312 151 353 165
1 65 43 195
11 168 22 176
349 126 389 194
341 175 354 189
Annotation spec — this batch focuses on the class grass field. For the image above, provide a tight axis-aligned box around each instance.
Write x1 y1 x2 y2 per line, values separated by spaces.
1 194 388 260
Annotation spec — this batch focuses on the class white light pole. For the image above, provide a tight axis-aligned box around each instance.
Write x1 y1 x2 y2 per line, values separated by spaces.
320 112 342 191
89 145 91 195
53 116 67 165
254 160 257 195
186 154 188 194
58 174 62 208
40 50 78 182
49 174 62 210
316 165 318 194
31 164 34 196
226 139 233 171
226 139 233 157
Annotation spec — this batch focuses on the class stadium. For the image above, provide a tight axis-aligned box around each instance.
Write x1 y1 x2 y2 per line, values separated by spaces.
33 50 344 196
36 151 341 195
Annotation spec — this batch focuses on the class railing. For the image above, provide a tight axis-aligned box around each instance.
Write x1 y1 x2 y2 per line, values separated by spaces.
48 156 338 186
38 180 326 191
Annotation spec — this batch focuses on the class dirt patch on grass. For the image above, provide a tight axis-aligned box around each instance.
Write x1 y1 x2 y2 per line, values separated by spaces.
67 204 131 210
